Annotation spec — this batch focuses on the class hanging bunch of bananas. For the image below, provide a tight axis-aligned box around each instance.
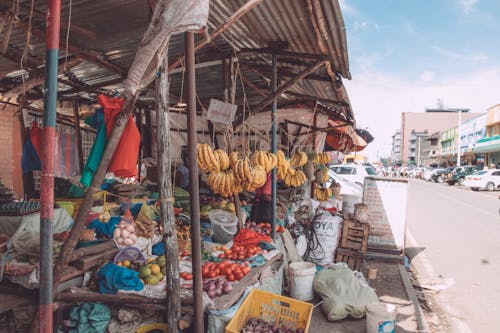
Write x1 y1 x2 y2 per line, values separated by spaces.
276 150 290 180
303 159 315 180
197 143 220 172
315 167 329 184
284 169 307 187
229 151 240 170
289 151 308 167
234 158 268 189
207 170 242 197
313 185 332 201
214 149 230 171
312 152 331 164
250 150 278 173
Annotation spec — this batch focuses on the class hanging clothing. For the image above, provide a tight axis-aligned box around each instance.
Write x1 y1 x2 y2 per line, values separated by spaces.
29 122 42 158
80 109 106 187
99 94 140 178
21 128 41 173
55 131 79 177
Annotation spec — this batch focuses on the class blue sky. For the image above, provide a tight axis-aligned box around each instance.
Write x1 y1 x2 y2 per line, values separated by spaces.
340 0 500 160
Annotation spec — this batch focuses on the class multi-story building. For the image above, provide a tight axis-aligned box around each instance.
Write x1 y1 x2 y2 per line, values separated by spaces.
408 130 429 166
459 113 487 165
473 105 500 166
391 130 401 164
399 108 478 165
439 126 458 165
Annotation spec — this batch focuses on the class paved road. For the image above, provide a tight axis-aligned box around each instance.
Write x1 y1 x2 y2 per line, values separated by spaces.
406 180 500 333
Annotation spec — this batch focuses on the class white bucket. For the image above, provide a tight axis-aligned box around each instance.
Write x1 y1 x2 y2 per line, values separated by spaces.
288 262 316 301
208 209 238 244
342 194 362 215
366 302 397 333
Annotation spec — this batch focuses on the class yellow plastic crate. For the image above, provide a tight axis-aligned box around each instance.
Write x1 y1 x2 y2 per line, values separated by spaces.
225 289 313 333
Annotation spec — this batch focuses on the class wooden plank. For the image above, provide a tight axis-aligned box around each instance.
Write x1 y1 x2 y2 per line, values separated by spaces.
68 240 116 262
213 253 282 310
72 248 118 271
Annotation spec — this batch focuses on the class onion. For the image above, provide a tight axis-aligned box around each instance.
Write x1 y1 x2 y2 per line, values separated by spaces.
119 221 128 229
207 283 216 292
223 284 233 293
121 229 130 238
116 237 124 244
113 228 121 238
129 233 137 242
127 223 135 233
207 290 216 298
123 238 134 246
214 288 222 296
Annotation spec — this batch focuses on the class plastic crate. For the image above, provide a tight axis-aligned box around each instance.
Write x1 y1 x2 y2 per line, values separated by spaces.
225 289 313 333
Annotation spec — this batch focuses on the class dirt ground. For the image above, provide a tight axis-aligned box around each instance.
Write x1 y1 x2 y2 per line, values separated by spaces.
309 261 422 333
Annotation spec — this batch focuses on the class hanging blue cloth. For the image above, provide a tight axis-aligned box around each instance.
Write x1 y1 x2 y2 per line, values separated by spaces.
87 216 121 238
21 128 41 173
81 109 106 187
96 263 144 294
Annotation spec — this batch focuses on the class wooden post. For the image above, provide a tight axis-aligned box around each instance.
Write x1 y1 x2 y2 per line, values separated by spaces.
72 98 84 173
157 55 181 333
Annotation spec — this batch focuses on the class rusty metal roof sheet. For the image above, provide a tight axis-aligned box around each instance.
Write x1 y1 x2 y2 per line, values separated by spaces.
0 0 354 122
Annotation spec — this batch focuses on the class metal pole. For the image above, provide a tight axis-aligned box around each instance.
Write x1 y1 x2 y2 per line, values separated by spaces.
185 31 203 333
457 110 462 166
417 136 420 167
271 54 277 241
40 0 60 331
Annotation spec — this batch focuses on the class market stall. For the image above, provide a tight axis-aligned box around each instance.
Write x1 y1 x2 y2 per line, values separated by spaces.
0 0 389 332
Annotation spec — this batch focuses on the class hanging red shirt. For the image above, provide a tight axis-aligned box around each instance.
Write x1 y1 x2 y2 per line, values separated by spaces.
98 94 140 178
30 122 42 158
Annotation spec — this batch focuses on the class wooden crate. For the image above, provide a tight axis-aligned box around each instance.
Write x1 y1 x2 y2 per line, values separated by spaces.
335 248 363 271
340 220 370 253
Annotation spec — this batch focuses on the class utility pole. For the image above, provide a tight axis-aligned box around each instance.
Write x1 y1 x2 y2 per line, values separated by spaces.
417 136 421 167
457 110 462 167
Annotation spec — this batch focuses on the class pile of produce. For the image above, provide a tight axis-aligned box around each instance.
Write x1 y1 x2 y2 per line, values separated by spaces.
217 244 263 260
242 318 304 333
135 215 156 238
201 261 251 281
113 219 138 246
311 152 331 164
313 185 332 202
276 150 307 187
139 256 166 285
203 278 233 298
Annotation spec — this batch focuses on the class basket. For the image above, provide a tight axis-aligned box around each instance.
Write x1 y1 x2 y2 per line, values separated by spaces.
225 289 313 333
114 246 146 266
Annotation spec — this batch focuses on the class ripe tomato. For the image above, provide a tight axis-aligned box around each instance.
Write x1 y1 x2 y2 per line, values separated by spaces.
224 249 232 256
185 274 193 280
218 254 225 259
208 271 217 278
226 273 235 281
242 266 251 274
221 245 228 251
214 268 220 276
234 272 243 280
238 254 245 260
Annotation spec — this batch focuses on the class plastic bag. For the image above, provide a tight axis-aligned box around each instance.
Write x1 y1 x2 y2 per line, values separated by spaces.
308 211 343 266
313 265 378 321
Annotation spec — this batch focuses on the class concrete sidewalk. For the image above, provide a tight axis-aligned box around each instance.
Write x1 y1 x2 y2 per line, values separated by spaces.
308 261 429 333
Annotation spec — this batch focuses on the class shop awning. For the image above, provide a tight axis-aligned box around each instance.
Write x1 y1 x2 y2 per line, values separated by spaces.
472 137 500 153
324 119 367 153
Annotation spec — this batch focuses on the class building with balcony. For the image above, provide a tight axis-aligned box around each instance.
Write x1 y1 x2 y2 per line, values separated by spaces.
408 130 429 166
473 105 500 166
440 126 458 165
391 130 401 164
460 113 486 165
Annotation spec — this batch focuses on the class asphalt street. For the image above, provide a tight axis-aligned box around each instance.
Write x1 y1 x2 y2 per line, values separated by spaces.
406 180 500 333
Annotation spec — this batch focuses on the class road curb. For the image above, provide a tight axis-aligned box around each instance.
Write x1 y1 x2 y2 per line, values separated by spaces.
398 264 431 333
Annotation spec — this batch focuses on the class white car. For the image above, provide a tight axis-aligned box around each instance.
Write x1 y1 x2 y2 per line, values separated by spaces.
326 170 363 196
330 164 377 186
463 169 500 191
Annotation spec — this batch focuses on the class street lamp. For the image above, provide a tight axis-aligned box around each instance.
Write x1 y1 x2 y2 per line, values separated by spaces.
457 110 462 167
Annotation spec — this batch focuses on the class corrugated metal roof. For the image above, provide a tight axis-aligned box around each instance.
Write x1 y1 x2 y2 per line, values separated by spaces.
0 0 354 122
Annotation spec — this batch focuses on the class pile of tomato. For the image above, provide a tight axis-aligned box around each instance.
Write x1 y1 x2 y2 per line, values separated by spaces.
217 245 262 260
201 260 251 282
180 272 193 280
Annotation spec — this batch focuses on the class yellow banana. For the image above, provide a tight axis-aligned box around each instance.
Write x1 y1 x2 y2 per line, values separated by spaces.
214 149 230 171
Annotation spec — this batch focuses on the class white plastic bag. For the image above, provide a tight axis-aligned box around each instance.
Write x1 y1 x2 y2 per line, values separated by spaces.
308 211 343 266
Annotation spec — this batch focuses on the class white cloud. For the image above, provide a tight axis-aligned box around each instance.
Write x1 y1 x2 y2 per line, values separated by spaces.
344 68 500 161
432 46 488 62
420 71 435 82
461 0 479 14
339 0 358 16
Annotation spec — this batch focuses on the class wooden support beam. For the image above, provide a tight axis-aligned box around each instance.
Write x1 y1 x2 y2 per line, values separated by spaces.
234 60 326 128
241 63 331 82
168 0 264 72
157 55 181 333
239 47 329 61
73 99 84 173
25 77 123 100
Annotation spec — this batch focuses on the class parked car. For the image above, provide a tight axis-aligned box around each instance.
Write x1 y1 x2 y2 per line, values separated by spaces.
423 167 437 181
463 169 500 191
326 170 363 195
407 167 425 178
425 168 443 181
431 167 454 183
330 164 377 185
445 166 478 185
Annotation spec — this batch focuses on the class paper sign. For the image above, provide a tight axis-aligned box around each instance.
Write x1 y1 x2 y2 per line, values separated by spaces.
362 177 408 253
207 99 237 125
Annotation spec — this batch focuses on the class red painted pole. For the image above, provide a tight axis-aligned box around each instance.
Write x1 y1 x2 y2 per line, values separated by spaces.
40 0 61 331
